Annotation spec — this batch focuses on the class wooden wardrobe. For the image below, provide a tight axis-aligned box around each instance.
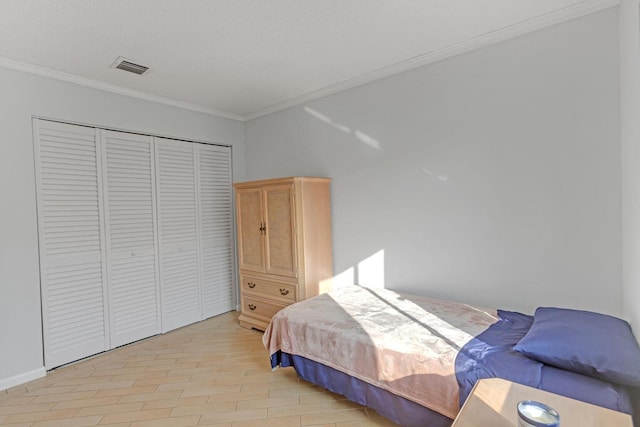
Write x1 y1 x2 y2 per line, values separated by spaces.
234 177 332 330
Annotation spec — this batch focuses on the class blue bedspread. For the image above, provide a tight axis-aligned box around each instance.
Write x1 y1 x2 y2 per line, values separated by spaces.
455 310 634 414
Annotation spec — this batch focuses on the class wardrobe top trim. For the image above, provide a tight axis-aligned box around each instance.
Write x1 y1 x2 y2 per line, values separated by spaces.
233 177 331 188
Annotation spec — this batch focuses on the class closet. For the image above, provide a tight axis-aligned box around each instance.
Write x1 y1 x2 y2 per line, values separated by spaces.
34 119 234 369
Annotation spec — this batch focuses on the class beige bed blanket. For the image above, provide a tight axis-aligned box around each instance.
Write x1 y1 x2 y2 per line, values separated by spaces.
263 285 497 419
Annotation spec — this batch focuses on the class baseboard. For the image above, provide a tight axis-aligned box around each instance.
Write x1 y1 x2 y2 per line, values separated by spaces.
0 367 46 392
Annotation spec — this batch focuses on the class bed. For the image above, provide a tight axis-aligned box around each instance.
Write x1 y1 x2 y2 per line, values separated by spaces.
263 285 639 427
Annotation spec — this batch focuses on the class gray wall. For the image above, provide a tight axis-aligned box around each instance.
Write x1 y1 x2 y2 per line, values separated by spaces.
621 0 640 336
245 10 624 318
0 67 245 388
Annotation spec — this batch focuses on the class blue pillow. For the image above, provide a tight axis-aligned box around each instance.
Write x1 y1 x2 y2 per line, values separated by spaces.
513 307 640 387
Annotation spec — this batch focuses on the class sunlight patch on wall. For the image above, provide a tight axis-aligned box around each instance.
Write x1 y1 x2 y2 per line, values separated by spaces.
304 106 383 151
354 130 382 150
422 167 448 182
358 249 385 289
319 276 334 293
333 266 355 289
304 106 350 133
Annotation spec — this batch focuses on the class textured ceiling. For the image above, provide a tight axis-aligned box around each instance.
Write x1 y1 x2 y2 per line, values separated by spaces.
0 0 615 120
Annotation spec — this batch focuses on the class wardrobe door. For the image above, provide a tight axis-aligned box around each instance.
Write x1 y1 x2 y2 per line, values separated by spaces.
263 184 297 278
197 144 234 318
102 130 160 347
235 187 264 273
34 120 109 368
155 138 201 332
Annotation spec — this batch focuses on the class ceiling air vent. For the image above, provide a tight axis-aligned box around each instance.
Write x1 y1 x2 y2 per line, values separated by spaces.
111 56 150 75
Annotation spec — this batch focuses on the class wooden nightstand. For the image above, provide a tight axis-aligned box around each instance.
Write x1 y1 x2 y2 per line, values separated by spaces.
452 378 633 427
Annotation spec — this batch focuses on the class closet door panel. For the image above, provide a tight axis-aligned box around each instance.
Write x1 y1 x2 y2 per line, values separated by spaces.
103 131 160 347
197 144 234 318
34 120 108 368
156 138 201 332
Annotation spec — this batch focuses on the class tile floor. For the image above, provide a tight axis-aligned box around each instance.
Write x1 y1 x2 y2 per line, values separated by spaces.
0 312 399 426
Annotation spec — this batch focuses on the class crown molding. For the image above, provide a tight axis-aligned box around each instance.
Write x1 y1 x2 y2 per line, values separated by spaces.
244 0 619 121
0 0 619 122
0 57 244 121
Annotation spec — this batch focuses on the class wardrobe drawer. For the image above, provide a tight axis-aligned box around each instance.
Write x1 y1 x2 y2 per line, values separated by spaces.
240 275 296 302
240 295 287 321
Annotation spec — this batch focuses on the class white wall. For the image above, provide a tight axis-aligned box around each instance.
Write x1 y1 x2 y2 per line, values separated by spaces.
0 67 245 389
620 0 640 335
245 9 623 318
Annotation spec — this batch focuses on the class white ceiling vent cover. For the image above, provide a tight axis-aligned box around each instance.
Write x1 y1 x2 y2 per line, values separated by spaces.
111 56 150 75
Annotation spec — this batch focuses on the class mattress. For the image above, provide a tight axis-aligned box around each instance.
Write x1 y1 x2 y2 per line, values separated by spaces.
263 285 498 419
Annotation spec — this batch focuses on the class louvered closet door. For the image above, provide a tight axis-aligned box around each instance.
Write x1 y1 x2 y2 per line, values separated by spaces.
155 138 201 332
34 120 108 368
102 130 160 347
197 144 234 318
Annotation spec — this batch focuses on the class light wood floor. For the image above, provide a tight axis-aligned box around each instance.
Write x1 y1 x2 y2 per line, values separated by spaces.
0 312 399 427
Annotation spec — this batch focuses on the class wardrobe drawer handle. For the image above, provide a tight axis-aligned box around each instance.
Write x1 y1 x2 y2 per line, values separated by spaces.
247 282 256 289
279 288 289 296
248 303 257 311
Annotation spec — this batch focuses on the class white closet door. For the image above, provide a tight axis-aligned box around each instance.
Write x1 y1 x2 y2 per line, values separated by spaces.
34 120 109 368
197 144 234 318
102 130 160 347
155 138 201 332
